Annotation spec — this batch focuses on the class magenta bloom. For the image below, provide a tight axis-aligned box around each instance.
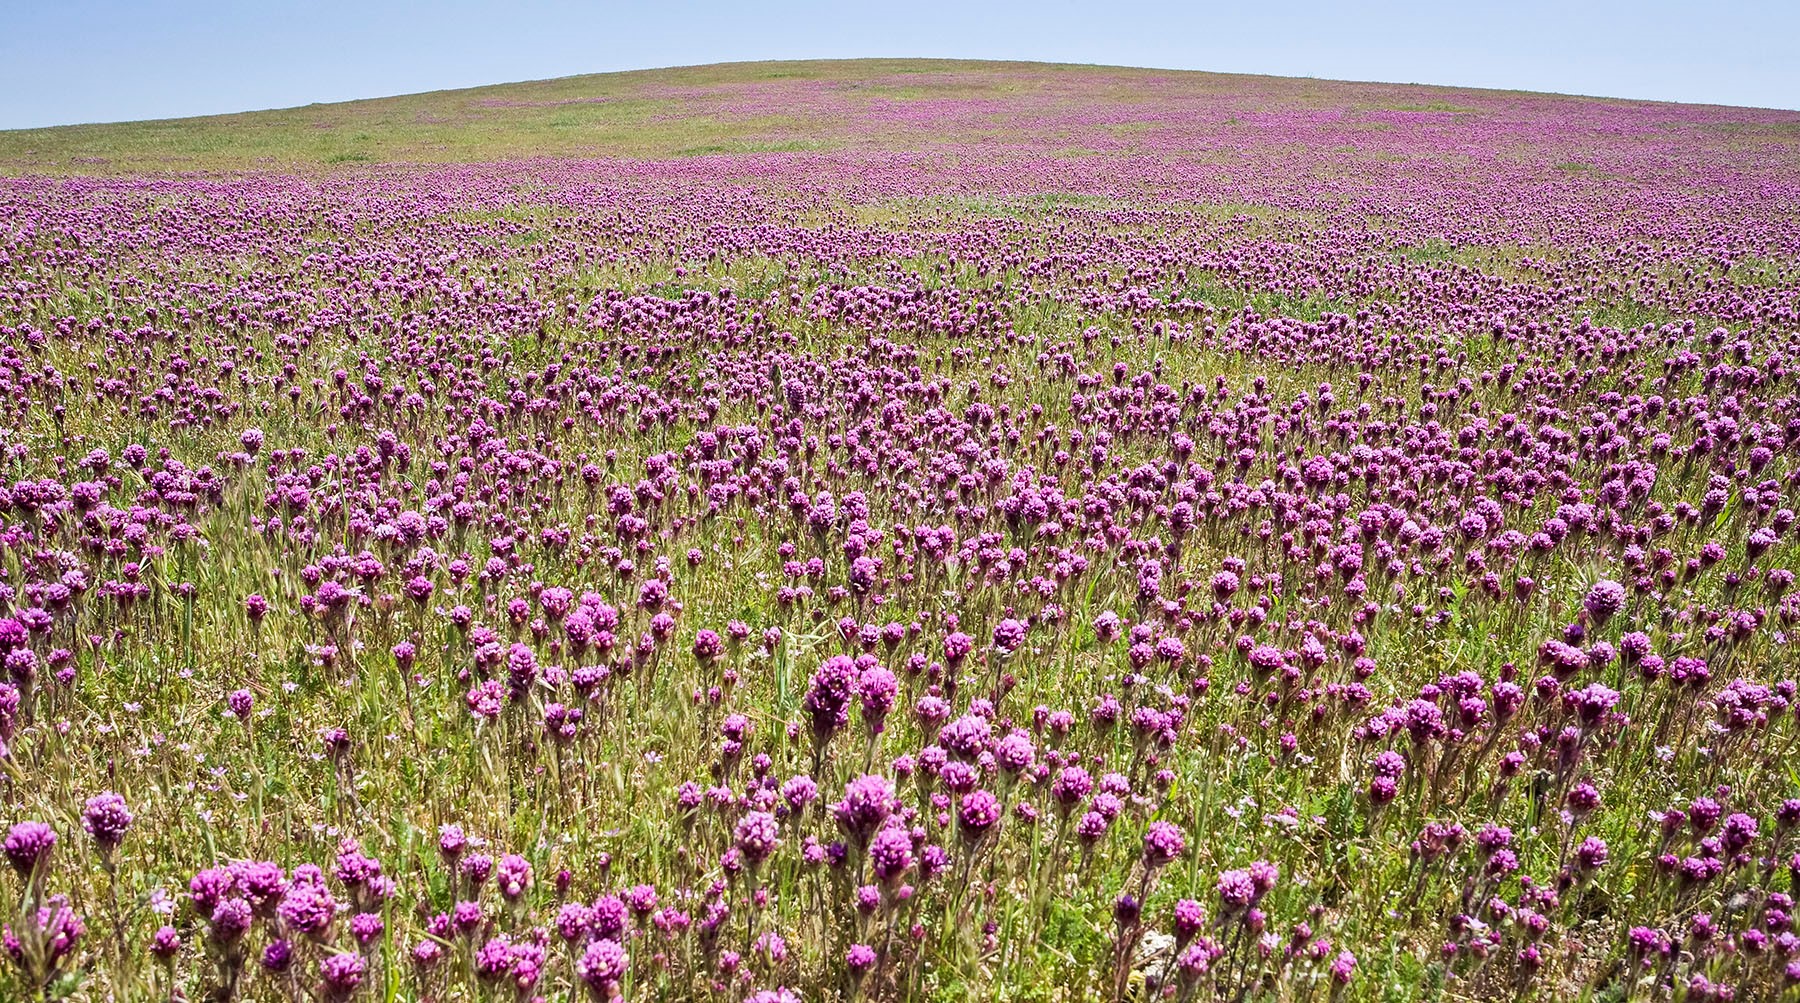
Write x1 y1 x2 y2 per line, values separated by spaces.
957 789 1003 843
277 866 337 936
1142 821 1186 869
148 924 182 961
466 680 505 719
868 825 913 883
1218 868 1256 911
4 821 55 877
495 854 532 900
227 688 255 722
693 629 723 661
943 631 974 666
576 938 629 995
734 811 781 866
992 618 1027 654
319 952 365 1002
81 793 133 853
833 774 898 848
1583 580 1627 623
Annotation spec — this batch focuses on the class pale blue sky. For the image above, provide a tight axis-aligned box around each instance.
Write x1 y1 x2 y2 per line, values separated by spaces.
3 0 1796 130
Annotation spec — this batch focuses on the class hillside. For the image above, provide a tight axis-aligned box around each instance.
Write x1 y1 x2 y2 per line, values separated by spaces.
2 57 1800 1003
4 57 1798 175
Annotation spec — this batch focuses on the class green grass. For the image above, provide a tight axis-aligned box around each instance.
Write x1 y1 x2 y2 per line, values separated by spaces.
0 60 1129 173
4 58 1778 176
1378 101 1479 114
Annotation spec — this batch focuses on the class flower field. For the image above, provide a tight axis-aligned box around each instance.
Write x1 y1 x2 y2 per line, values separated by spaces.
1 60 1799 1001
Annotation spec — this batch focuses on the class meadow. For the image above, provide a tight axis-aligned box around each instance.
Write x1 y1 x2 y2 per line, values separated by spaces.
0 59 1799 1002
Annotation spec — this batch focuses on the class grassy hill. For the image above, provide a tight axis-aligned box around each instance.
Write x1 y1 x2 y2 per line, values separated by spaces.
7 57 1787 176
